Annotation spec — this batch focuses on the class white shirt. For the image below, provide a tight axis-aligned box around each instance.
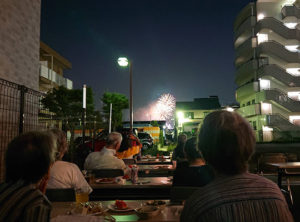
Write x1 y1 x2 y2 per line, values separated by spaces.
84 147 126 171
47 161 92 194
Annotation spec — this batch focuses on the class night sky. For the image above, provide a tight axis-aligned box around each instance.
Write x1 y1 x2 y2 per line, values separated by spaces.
41 0 251 120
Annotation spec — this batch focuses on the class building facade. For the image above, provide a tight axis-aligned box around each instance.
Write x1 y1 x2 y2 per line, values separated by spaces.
39 41 73 92
234 0 300 142
0 0 41 90
176 96 221 134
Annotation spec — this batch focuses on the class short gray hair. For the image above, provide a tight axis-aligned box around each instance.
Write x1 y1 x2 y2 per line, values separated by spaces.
106 132 122 147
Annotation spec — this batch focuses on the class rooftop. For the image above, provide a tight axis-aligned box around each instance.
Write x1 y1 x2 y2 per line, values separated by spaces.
176 96 221 110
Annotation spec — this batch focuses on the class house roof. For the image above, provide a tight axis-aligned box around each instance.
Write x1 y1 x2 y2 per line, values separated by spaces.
176 96 221 110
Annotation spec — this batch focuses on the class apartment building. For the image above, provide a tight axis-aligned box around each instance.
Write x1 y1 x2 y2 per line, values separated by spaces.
234 0 300 141
176 96 221 133
39 41 73 92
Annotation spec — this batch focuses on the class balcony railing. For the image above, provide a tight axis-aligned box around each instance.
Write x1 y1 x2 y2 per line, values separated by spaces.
39 64 73 89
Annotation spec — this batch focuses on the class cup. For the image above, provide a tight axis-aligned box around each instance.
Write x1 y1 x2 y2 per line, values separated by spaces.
75 188 89 204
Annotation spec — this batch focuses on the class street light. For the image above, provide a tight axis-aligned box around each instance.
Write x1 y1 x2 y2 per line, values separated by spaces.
118 57 133 132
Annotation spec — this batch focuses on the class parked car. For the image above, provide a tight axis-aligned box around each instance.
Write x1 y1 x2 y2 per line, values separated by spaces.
138 132 154 150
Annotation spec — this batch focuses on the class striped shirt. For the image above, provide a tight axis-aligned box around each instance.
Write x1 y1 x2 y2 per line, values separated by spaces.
0 180 52 222
181 172 294 222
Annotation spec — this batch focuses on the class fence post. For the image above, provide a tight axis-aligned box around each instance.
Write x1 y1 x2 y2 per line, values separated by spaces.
18 85 26 134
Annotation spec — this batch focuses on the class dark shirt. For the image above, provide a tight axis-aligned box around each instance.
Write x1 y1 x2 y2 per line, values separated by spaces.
0 180 52 222
173 161 214 187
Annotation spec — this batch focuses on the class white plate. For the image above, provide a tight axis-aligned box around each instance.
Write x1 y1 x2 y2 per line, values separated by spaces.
107 204 133 212
107 202 141 212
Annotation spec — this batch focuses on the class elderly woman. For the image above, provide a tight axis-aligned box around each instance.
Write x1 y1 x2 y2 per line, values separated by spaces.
47 129 92 194
181 111 293 222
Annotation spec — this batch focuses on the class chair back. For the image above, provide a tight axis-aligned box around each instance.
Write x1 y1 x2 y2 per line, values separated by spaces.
45 188 75 202
123 158 136 165
170 186 200 204
92 169 124 178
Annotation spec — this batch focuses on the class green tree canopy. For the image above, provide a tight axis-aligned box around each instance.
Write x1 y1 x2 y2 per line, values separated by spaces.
101 92 129 130
42 86 95 120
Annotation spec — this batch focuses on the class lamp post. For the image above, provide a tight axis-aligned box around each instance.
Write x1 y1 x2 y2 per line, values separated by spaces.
117 57 133 132
82 84 86 145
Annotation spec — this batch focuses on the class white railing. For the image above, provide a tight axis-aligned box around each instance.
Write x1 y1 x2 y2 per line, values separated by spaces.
39 64 73 89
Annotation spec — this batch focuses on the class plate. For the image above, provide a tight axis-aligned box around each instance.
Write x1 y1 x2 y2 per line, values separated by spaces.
107 204 133 212
95 178 115 184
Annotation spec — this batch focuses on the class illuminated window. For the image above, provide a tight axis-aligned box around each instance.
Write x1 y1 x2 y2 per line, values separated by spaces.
261 103 272 114
289 116 300 125
257 33 268 45
285 45 299 52
282 0 296 7
259 78 270 90
286 68 300 76
288 91 300 101
257 14 265 21
262 126 273 132
284 23 297 29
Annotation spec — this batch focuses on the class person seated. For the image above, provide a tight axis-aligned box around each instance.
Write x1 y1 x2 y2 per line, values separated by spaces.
0 131 56 221
181 111 293 222
47 129 92 194
116 131 142 159
172 133 187 163
84 132 128 174
172 137 214 187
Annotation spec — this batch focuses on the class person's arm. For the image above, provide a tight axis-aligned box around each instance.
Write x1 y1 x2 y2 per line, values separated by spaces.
23 202 51 222
72 164 93 194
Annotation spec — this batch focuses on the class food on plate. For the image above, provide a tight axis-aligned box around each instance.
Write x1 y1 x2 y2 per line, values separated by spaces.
115 200 128 210
95 178 115 183
146 200 166 207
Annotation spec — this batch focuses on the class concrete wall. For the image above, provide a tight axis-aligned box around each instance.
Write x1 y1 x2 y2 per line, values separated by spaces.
0 0 41 90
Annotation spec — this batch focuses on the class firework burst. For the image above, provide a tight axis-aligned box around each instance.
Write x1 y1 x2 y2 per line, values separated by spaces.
156 93 176 120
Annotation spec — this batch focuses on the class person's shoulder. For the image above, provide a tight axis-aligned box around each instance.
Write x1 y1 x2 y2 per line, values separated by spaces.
245 172 280 188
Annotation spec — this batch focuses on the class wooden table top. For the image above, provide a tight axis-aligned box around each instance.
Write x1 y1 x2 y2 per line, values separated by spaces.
138 165 174 171
51 200 183 221
90 177 172 189
266 162 300 169
137 159 172 165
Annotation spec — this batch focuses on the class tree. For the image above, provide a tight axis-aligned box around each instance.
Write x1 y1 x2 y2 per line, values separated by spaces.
41 86 98 160
101 92 129 131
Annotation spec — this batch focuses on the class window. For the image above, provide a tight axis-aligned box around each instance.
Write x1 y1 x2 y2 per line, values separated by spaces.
247 101 251 106
184 112 194 119
253 121 257 130
252 99 255 104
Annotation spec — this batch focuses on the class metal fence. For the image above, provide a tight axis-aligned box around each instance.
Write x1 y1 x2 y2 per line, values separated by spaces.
0 78 47 182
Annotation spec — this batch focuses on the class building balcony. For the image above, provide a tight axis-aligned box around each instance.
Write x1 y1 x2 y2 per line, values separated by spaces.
264 89 300 112
282 5 300 19
234 16 256 44
234 3 255 32
237 104 260 117
258 64 300 87
236 81 259 102
39 64 73 90
256 41 300 63
235 60 258 86
255 17 300 38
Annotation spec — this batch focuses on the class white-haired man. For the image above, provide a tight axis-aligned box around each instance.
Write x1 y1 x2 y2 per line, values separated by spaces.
84 132 127 172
